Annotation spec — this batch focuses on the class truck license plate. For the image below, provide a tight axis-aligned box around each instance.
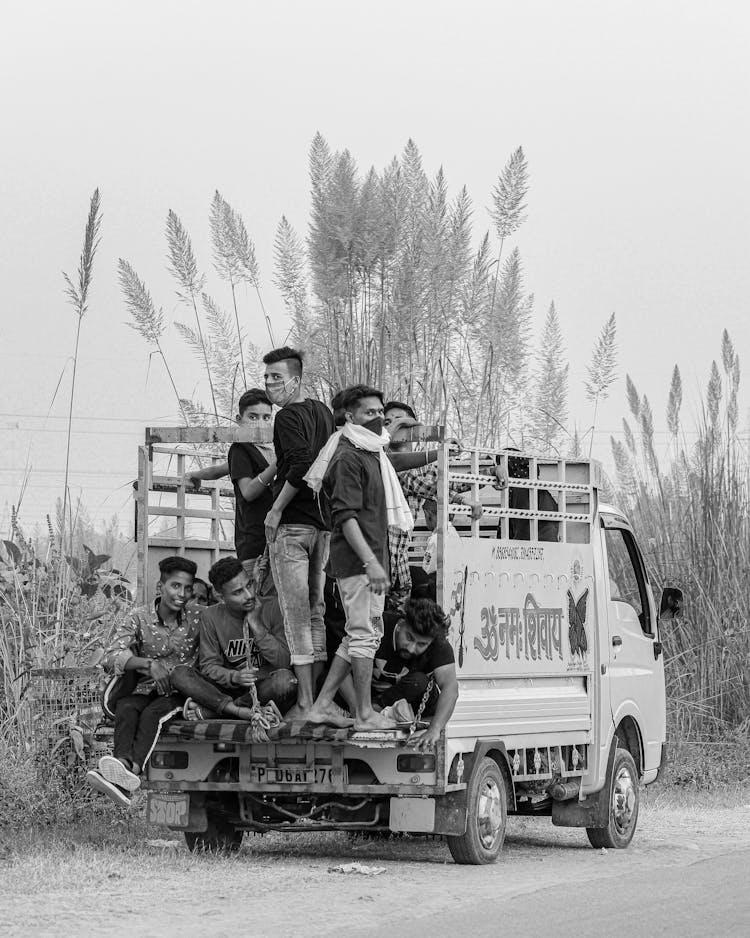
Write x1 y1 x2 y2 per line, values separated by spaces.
250 765 333 785
147 792 190 827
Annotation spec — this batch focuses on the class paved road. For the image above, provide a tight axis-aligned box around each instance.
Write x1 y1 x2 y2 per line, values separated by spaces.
390 849 750 938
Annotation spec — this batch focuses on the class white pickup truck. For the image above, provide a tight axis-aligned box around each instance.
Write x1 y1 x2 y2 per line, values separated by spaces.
134 429 681 864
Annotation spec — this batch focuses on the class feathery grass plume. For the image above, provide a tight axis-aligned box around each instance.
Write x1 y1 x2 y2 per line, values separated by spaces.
622 417 637 454
584 313 617 454
489 147 528 241
707 360 722 431
485 148 529 379
60 189 102 561
639 395 658 473
531 301 569 452
210 191 247 385
274 215 309 342
166 210 219 423
625 374 641 420
721 328 735 375
666 364 683 437
568 427 582 458
118 259 184 418
610 437 637 495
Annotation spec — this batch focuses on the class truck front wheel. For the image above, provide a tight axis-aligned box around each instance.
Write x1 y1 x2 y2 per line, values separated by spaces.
446 756 507 865
586 748 639 849
184 813 243 853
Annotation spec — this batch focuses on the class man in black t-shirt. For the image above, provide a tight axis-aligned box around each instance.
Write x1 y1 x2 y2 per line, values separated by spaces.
185 388 277 579
372 598 459 751
262 347 336 721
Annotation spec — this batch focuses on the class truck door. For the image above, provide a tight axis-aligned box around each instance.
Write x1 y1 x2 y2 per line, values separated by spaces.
602 523 665 773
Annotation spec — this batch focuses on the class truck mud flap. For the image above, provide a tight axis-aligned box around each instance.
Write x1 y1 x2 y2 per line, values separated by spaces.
432 789 468 836
551 740 616 829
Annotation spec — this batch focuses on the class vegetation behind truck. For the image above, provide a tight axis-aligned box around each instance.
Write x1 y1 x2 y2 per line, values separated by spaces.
138 429 680 864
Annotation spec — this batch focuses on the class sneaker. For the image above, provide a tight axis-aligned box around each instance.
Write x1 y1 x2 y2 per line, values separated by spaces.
86 770 131 808
98 755 141 792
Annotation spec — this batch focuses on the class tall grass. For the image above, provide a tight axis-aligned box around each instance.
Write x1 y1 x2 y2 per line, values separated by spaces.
612 332 750 738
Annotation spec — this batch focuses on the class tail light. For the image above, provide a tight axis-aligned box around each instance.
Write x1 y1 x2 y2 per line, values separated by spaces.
151 750 188 769
396 754 435 773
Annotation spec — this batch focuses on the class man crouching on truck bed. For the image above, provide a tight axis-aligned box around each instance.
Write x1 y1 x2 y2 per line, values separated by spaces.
372 597 459 752
304 384 414 731
188 557 297 716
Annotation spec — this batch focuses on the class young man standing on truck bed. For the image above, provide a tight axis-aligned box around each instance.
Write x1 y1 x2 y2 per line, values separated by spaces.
185 388 277 582
305 384 414 731
372 597 459 751
262 347 336 723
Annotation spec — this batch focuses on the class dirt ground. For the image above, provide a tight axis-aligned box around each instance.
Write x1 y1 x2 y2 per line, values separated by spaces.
1 792 749 937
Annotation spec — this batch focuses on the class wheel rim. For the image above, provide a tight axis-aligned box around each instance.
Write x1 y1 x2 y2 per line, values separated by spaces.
612 764 636 835
476 777 503 849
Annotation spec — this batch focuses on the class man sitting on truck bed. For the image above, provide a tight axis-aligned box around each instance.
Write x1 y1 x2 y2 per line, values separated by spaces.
86 556 203 807
372 597 459 752
194 557 296 715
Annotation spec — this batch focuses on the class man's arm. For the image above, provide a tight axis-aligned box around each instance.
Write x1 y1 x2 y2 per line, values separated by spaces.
185 462 229 488
236 461 277 503
408 663 459 751
247 608 291 670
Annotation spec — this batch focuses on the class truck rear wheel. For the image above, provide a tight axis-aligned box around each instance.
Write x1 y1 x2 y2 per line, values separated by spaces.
586 748 639 849
446 756 507 865
184 813 243 853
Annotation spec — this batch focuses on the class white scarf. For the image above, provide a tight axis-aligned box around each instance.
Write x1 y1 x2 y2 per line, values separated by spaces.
304 423 414 533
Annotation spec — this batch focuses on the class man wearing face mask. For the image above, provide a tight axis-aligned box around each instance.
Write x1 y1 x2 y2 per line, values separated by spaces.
261 347 336 722
302 384 414 730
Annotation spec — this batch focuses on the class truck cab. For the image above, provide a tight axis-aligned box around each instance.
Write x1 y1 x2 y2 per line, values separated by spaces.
135 428 679 863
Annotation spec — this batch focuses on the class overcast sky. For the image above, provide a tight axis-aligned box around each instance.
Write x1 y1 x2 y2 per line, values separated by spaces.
1 0 748 534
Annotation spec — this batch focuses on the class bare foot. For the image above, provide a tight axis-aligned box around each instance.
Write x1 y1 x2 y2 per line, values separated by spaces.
306 704 354 728
353 712 398 732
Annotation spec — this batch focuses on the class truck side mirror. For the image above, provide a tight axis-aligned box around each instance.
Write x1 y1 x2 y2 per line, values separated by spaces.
659 587 683 620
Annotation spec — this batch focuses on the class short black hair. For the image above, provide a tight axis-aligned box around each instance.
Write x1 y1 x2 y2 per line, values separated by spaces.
262 346 303 377
208 556 245 592
330 389 346 427
237 388 271 415
158 556 197 581
403 597 448 640
340 384 384 414
384 400 416 420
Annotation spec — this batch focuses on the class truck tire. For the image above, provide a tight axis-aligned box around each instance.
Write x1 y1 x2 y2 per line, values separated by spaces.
446 756 507 865
184 814 243 853
586 748 639 849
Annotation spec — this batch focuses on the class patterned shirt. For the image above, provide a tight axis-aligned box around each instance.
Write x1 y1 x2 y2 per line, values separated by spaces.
387 463 471 609
104 601 201 695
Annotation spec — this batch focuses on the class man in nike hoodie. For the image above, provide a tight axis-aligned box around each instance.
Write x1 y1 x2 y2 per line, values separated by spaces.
189 556 297 714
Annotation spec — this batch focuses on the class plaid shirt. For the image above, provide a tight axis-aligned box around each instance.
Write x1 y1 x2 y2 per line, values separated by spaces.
104 601 201 695
387 464 471 609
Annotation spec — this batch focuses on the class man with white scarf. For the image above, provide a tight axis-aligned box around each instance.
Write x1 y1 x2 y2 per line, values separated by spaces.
303 384 412 731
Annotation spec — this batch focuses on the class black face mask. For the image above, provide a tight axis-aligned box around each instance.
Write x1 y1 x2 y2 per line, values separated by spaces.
363 416 384 435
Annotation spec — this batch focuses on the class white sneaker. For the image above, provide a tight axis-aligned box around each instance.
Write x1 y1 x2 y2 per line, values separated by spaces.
98 755 141 792
86 770 131 808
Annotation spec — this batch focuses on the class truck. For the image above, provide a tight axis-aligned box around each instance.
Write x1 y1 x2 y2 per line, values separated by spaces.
133 426 682 865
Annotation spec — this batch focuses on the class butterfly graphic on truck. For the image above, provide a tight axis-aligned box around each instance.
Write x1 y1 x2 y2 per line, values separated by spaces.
473 594 564 663
567 587 589 662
